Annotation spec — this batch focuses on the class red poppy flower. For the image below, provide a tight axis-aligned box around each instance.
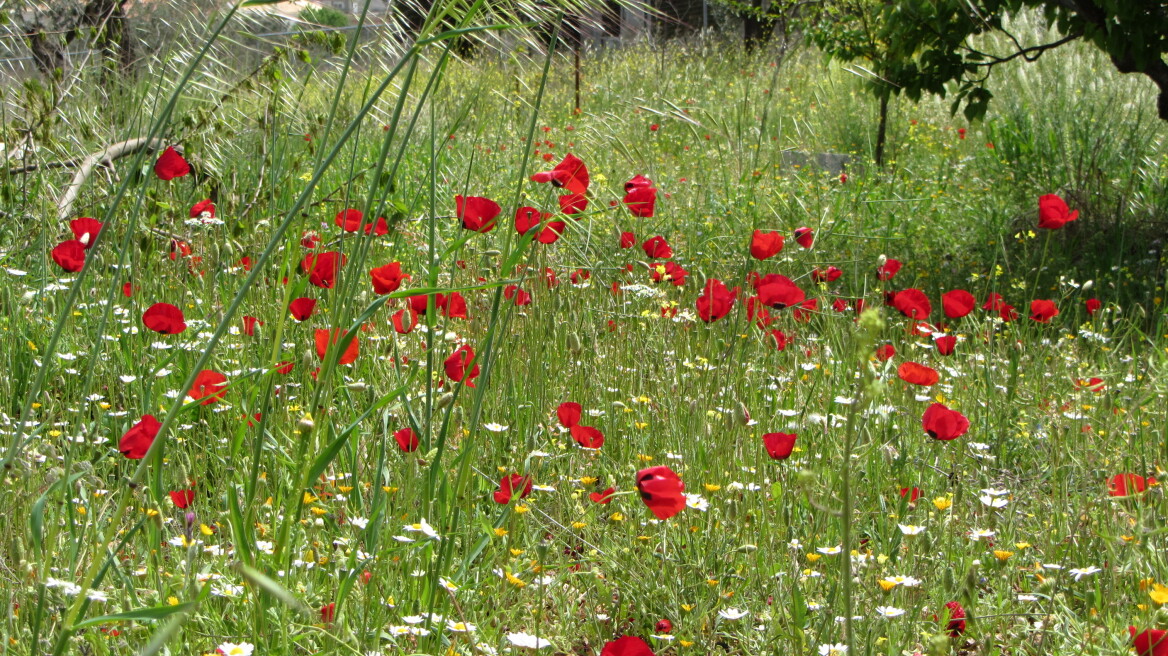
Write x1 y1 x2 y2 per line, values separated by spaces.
942 289 975 319
122 282 136 297
571 424 605 449
409 293 434 315
749 230 784 260
875 343 896 361
650 261 688 287
189 370 228 405
981 292 1006 312
504 285 532 307
755 274 805 309
877 259 902 280
302 251 346 289
365 216 390 236
334 208 364 232
1037 194 1078 229
935 334 957 355
301 232 321 249
897 362 939 386
154 146 190 180
619 231 636 248
442 292 468 319
899 486 922 504
793 226 814 248
169 239 192 261
544 267 559 288
70 217 103 248
190 199 215 218
641 235 672 259
921 403 969 440
391 308 418 334
51 240 86 272
999 304 1019 322
589 487 615 504
763 432 797 459
558 193 588 214
793 297 818 322
569 269 590 285
625 174 654 192
812 266 842 283
696 279 738 323
120 414 161 459
320 603 336 624
444 345 480 387
456 195 501 232
892 289 932 319
623 185 658 218
530 153 589 195
370 262 409 295
493 473 533 504
289 297 316 321
635 466 685 520
769 329 790 350
1030 299 1059 323
515 206 566 243
600 636 654 656
943 601 966 637
1109 473 1156 497
1131 627 1168 656
1076 377 1105 392
314 328 360 365
394 427 419 452
655 619 673 634
557 402 582 427
142 303 186 334
242 316 262 336
831 298 849 312
169 488 195 509
1085 298 1101 315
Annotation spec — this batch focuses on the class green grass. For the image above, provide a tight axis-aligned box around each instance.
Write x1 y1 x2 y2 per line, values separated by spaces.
1 4 1166 656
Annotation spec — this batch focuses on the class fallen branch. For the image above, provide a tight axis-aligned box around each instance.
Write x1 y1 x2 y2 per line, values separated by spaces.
7 158 88 176
56 137 165 222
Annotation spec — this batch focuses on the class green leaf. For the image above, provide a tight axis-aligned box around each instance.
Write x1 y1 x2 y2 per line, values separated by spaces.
30 473 83 556
73 602 198 630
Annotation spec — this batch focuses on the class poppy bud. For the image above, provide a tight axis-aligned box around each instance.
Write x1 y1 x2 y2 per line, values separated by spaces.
1081 279 1094 291
435 392 455 409
735 403 751 426
567 332 582 354
926 633 951 656
298 413 315 433
347 381 368 392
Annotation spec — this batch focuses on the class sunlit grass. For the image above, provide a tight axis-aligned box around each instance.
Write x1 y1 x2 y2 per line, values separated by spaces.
0 4 1166 655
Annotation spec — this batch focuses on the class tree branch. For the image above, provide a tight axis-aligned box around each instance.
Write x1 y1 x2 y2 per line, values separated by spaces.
963 32 1082 68
56 138 166 222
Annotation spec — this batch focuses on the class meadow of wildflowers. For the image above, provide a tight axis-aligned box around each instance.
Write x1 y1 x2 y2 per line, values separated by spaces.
1 3 1166 656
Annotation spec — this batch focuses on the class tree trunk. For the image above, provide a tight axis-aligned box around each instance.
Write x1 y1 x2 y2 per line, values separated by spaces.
743 0 772 50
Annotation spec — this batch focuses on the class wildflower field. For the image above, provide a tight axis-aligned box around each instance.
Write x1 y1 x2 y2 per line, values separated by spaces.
1 3 1167 656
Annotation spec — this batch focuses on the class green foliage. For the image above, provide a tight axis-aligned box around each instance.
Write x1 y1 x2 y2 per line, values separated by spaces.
808 0 1168 122
298 6 349 28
